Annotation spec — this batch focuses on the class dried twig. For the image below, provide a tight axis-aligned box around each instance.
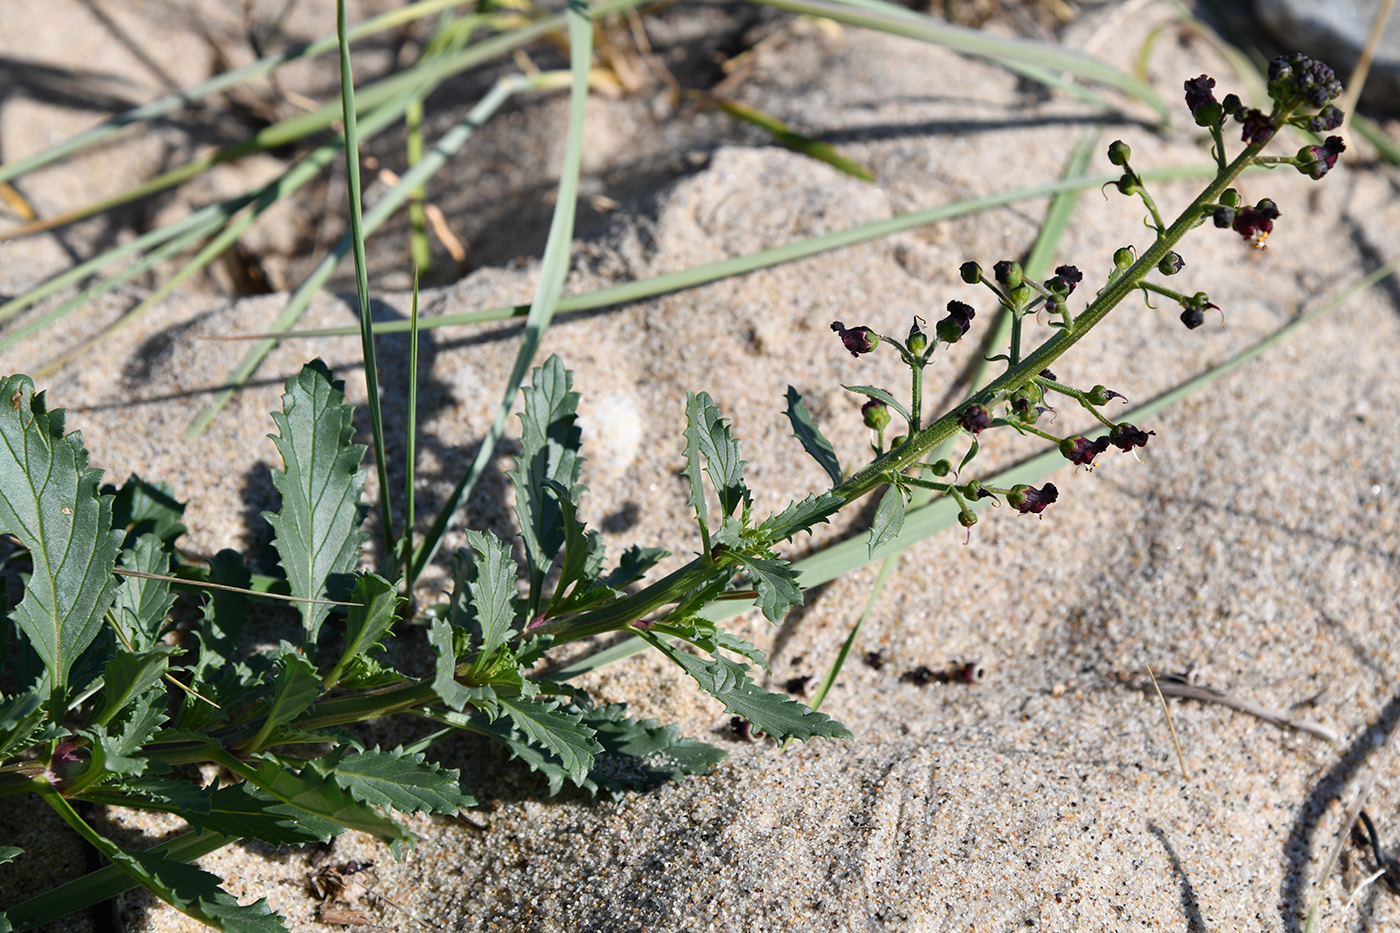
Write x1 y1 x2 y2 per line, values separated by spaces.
1139 673 1339 744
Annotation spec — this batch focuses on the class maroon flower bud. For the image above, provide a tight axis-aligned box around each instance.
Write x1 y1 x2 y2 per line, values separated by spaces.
1184 75 1223 126
1180 306 1205 329
862 398 890 431
959 260 983 284
1268 54 1342 110
992 260 1023 289
831 321 879 357
936 300 976 343
958 404 992 435
1157 252 1185 275
1040 369 1057 383
1107 140 1131 166
1222 93 1242 116
1212 206 1235 228
1048 265 1083 295
1007 483 1058 515
783 675 815 695
1235 107 1274 145
1296 136 1345 180
1307 105 1344 133
1108 422 1155 451
1232 199 1280 245
1059 435 1110 466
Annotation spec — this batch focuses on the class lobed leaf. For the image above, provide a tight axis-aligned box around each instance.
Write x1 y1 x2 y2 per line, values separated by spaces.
459 530 519 675
91 647 174 729
0 375 123 703
326 747 477 815
244 649 320 752
598 545 668 589
728 554 802 623
868 483 907 555
79 776 213 814
508 355 584 614
428 617 473 712
109 534 176 652
0 692 44 762
757 492 844 543
686 391 750 520
784 387 843 485
579 702 727 798
498 695 600 788
183 782 343 847
240 756 411 853
637 630 851 742
324 573 401 689
0 846 20 866
120 847 287 933
262 360 368 651
189 550 251 683
107 474 187 548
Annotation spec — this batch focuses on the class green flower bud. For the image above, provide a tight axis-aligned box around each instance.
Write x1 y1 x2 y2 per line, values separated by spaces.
907 320 929 355
959 261 983 284
1157 251 1185 275
1220 188 1242 207
1113 246 1135 269
929 459 952 477
1116 172 1140 196
861 399 890 431
1107 140 1131 166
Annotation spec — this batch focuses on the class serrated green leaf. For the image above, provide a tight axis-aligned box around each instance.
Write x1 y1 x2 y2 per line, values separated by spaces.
183 782 343 846
121 847 287 933
713 629 772 674
541 479 604 616
239 756 411 853
0 691 44 761
324 573 401 689
682 393 713 555
637 630 850 742
335 653 408 689
758 493 844 543
0 845 21 866
498 695 600 788
91 647 174 729
0 375 123 704
598 545 668 589
842 385 911 424
459 530 519 677
245 649 320 752
91 689 167 777
729 553 802 623
262 360 368 651
326 747 476 815
79 775 212 814
110 534 175 652
658 619 772 674
432 707 572 796
107 474 187 548
686 391 749 521
784 387 843 485
582 702 727 798
508 355 584 615
190 550 251 683
429 616 473 712
869 483 907 556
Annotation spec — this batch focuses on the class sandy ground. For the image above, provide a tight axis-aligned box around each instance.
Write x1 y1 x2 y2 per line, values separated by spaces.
2 1 1400 931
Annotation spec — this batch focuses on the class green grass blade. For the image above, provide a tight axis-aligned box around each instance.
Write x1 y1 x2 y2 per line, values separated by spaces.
251 163 1221 342
702 93 875 182
752 0 1170 122
183 75 535 439
403 273 421 584
337 0 394 559
408 0 596 581
0 0 473 187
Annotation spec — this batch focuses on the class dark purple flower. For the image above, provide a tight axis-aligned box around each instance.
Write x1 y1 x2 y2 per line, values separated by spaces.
1059 435 1110 466
958 404 992 435
1184 75 1223 126
1040 369 1058 383
783 675 815 696
1232 199 1280 244
1236 107 1274 145
1297 136 1345 180
992 260 1023 288
936 300 976 343
1007 483 1058 515
1108 422 1155 451
1307 105 1344 133
1181 306 1205 329
1048 265 1083 295
1268 53 1342 109
831 321 879 357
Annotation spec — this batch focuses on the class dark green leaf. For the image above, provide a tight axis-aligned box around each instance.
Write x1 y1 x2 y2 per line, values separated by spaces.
0 845 20 866
0 375 123 702
541 480 603 616
107 474 187 548
326 747 476 815
0 691 44 761
92 647 174 729
508 355 584 614
245 649 320 751
784 387 843 485
121 847 287 933
190 550 250 682
428 617 472 712
842 385 910 424
869 483 906 555
758 493 843 543
79 775 212 814
262 360 368 651
242 756 411 853
582 702 727 798
335 653 408 689
324 573 401 689
110 533 175 652
686 391 749 520
436 708 573 796
638 630 850 742
459 530 519 676
598 545 668 589
184 782 342 847
729 553 802 623
498 695 600 788
682 393 713 555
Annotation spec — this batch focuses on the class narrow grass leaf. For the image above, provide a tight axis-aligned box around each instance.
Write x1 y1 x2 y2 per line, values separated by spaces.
0 376 123 705
705 94 875 181
784 387 843 485
263 361 368 651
